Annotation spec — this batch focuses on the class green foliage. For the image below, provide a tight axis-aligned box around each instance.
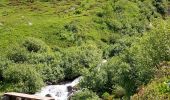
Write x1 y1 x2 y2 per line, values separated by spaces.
0 0 169 97
115 20 170 96
1 37 65 91
80 67 108 95
23 37 49 53
27 52 55 64
27 52 65 83
93 0 158 36
42 63 64 84
0 58 12 81
80 19 170 97
7 49 28 63
3 64 44 93
60 43 102 79
153 0 168 15
102 92 114 100
103 36 136 58
71 89 100 100
131 63 170 100
80 56 130 97
113 85 126 99
158 81 170 93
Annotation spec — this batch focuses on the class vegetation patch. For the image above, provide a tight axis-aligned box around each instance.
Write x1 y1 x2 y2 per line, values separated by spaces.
0 0 169 99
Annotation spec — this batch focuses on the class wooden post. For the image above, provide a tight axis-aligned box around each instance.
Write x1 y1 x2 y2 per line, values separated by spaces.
16 97 22 100
2 95 10 100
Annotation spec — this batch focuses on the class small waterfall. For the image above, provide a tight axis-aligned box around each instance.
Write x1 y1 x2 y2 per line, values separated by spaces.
35 59 107 100
35 77 82 100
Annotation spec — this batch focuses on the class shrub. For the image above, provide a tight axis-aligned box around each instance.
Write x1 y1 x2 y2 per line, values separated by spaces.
74 10 82 14
60 43 102 79
113 85 126 99
3 64 44 93
153 0 168 15
80 68 108 95
64 21 79 33
103 35 136 58
27 52 55 64
7 49 28 63
131 77 170 100
119 20 170 96
0 58 12 81
23 37 49 53
27 51 65 84
131 62 170 99
42 63 65 84
80 56 131 96
102 92 114 100
71 89 100 100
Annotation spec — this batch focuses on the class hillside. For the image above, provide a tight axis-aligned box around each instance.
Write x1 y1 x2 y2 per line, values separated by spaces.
131 62 170 100
0 0 163 56
0 0 170 100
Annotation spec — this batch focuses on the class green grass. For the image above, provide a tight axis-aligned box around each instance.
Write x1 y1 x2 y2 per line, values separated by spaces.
0 0 111 57
0 0 169 97
0 0 160 57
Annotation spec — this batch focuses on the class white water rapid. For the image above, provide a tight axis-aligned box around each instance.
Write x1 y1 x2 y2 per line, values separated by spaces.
35 77 82 100
35 59 107 100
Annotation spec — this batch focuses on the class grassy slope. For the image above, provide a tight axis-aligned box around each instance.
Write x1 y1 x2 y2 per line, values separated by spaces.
0 0 169 96
0 1 109 94
131 62 170 99
0 0 109 57
0 0 158 57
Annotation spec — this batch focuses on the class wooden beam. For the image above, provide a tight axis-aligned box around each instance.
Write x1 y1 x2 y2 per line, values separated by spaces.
3 92 54 100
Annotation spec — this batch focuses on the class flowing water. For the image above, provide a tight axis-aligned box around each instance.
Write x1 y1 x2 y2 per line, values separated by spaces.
35 77 82 100
35 59 107 100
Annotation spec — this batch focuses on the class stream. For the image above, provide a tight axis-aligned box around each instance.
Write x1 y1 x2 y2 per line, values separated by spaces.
35 59 107 100
35 77 82 100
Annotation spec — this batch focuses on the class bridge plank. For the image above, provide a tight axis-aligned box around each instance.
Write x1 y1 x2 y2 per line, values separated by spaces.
4 92 54 100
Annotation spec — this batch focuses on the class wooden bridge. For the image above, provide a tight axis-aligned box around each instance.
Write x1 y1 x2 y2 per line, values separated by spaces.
2 92 54 100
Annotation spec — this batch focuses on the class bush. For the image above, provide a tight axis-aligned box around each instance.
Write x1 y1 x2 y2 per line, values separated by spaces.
131 77 170 100
7 49 28 63
3 64 44 93
60 43 102 79
80 56 130 96
153 0 168 15
26 51 65 84
6 38 65 84
113 85 126 99
103 36 135 58
0 58 12 81
80 68 108 95
71 89 100 100
115 20 170 96
102 92 114 100
42 63 65 84
74 10 82 14
131 62 170 100
23 37 49 53
27 52 55 64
